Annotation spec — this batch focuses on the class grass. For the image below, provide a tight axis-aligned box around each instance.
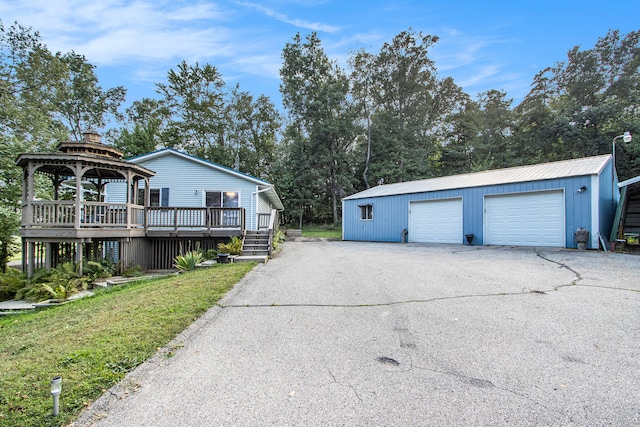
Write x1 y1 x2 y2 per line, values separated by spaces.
0 263 255 427
301 225 342 240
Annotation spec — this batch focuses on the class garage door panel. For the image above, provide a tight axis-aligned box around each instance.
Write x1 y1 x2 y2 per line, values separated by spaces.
485 191 564 247
409 198 462 244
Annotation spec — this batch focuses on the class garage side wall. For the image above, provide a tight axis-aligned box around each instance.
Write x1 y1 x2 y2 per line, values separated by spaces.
598 161 618 247
343 176 598 248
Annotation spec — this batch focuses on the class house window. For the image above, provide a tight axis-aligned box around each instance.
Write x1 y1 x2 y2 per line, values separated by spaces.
205 191 239 208
139 188 169 207
360 204 373 220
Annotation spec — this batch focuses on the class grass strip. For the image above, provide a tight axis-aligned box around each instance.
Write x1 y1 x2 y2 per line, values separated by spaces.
0 263 255 427
301 225 342 239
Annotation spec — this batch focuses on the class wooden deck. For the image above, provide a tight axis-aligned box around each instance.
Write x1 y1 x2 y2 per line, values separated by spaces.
21 201 245 238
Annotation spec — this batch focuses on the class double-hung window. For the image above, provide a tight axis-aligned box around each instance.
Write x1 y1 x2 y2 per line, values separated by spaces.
359 204 373 220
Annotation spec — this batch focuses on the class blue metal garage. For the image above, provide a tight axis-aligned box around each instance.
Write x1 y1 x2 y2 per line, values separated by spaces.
342 155 618 249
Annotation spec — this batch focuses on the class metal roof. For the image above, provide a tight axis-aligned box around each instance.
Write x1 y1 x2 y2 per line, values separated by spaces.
344 154 611 200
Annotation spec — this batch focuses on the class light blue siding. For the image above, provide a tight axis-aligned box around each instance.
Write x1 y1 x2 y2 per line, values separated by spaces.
106 152 264 229
343 174 615 249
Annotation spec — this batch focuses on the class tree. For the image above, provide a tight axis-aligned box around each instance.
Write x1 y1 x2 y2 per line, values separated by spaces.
0 21 66 270
350 30 467 185
225 87 281 180
471 90 515 169
349 50 376 189
51 52 126 140
0 20 126 270
156 60 229 164
513 30 640 179
280 32 358 225
111 98 167 157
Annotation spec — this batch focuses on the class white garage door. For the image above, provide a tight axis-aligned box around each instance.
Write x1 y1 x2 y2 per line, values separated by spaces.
485 190 565 247
409 198 463 244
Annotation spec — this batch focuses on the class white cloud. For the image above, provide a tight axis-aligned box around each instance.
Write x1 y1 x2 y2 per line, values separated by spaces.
234 1 342 33
0 0 230 64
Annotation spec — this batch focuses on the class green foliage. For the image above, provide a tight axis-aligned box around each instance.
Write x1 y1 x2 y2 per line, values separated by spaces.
204 248 218 260
511 30 640 179
217 236 243 255
174 250 204 271
0 267 24 301
0 263 255 426
122 265 144 278
280 32 359 226
272 229 286 252
83 259 116 280
17 262 90 302
41 282 73 301
156 60 229 163
110 98 167 157
53 51 126 140
0 207 20 272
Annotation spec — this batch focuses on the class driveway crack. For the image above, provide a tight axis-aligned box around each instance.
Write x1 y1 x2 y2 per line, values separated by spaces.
218 291 550 309
326 367 363 403
412 364 577 423
535 250 583 287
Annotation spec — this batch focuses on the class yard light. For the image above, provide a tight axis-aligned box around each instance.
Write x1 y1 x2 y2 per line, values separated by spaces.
51 376 62 416
612 132 633 204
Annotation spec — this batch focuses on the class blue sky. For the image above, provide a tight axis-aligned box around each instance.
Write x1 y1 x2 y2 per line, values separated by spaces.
1 0 639 110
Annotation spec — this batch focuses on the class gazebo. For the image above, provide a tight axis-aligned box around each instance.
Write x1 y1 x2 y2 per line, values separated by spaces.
16 132 155 276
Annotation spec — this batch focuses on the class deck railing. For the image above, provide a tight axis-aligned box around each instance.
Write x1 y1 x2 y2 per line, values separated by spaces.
23 201 145 228
22 201 244 231
146 207 245 230
257 213 271 230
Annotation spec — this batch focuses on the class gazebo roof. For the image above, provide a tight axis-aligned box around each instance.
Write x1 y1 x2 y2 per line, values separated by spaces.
15 132 155 180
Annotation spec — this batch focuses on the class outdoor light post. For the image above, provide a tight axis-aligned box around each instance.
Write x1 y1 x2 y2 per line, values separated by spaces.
51 376 62 416
612 131 633 203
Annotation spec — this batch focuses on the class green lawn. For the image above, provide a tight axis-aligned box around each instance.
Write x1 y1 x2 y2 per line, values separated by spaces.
0 263 255 427
301 225 342 240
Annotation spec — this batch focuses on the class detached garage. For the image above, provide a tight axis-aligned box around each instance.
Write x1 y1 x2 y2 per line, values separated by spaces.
342 155 618 249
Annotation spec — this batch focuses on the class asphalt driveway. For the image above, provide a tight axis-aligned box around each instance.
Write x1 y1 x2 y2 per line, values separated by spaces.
77 241 640 426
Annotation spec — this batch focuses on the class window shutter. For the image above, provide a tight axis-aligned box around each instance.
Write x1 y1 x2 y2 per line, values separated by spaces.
161 188 170 207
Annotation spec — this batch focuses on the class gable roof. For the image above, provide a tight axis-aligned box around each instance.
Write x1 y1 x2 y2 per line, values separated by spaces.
128 148 284 210
345 155 611 200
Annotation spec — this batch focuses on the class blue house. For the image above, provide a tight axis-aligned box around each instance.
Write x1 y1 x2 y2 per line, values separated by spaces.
17 133 284 275
107 148 283 231
342 155 617 249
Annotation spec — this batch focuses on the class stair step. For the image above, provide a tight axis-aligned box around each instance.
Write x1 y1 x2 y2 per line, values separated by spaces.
242 250 269 255
234 255 268 264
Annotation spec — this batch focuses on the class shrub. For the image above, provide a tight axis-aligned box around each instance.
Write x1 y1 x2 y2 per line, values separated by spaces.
174 250 203 272
204 249 218 260
17 262 91 302
272 229 286 252
0 268 24 301
217 236 243 255
83 259 116 280
122 265 144 277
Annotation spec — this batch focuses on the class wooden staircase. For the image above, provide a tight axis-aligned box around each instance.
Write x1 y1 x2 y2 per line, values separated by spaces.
234 230 271 263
